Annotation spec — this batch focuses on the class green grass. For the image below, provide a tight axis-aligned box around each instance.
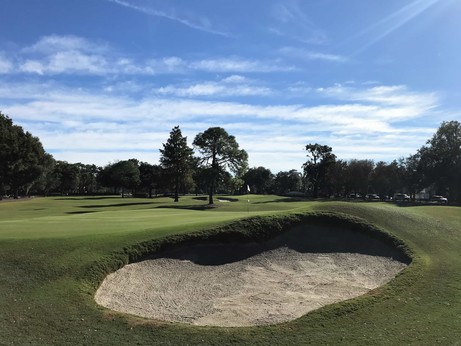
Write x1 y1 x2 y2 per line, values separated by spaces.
0 196 460 345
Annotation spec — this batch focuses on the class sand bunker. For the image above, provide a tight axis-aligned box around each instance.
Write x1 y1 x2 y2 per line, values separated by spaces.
95 240 407 326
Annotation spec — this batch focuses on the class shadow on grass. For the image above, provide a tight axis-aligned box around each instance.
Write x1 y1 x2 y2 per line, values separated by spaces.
155 204 218 211
253 197 310 204
80 202 159 209
66 211 99 215
140 213 412 266
54 196 121 201
395 202 458 208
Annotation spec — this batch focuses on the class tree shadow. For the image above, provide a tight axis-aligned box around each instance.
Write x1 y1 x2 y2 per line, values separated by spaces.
253 197 309 204
66 211 98 215
156 204 218 211
80 202 159 209
395 202 457 208
54 196 120 201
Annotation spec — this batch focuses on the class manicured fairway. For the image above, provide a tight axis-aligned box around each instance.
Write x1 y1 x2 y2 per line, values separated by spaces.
0 196 460 345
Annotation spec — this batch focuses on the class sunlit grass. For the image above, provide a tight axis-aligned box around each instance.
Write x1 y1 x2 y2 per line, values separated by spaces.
0 195 460 345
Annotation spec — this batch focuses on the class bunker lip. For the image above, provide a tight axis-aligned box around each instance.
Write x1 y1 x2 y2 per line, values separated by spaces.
94 221 410 327
148 224 410 266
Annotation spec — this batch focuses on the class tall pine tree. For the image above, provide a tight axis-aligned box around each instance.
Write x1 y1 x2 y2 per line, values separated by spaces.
159 126 194 202
193 127 248 204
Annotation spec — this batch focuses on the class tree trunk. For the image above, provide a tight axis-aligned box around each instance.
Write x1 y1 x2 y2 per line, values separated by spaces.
313 182 319 198
208 180 214 205
174 175 179 202
208 154 217 205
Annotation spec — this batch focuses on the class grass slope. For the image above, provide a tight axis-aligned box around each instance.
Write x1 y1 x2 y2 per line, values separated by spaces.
0 196 460 345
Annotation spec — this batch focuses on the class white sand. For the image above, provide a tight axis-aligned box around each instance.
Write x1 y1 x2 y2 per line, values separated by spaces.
95 248 406 327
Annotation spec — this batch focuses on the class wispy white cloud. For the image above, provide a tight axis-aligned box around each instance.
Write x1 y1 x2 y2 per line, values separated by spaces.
0 58 13 74
6 36 294 76
189 57 295 73
316 84 438 121
18 35 112 75
1 79 442 170
19 60 45 74
22 35 110 55
41 51 108 75
156 83 271 98
279 47 347 63
107 0 231 37
304 52 347 63
221 75 248 83
155 76 272 97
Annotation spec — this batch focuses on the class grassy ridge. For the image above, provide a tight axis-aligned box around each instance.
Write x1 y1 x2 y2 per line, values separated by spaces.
0 196 460 345
83 210 411 291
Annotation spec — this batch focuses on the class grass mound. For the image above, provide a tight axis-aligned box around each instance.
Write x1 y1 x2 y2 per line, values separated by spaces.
93 212 410 326
84 212 411 290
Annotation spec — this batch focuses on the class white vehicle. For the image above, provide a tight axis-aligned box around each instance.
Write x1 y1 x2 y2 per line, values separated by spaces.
430 195 448 205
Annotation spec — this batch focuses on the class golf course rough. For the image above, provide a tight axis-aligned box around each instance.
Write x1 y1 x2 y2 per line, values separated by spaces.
94 212 411 326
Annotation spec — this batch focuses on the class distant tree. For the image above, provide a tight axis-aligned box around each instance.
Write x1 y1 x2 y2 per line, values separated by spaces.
344 159 375 196
370 161 401 198
325 159 348 197
97 164 114 194
139 162 163 198
192 166 212 195
29 153 56 195
302 144 336 198
0 112 48 198
100 160 140 197
193 127 248 204
76 163 99 194
243 166 274 194
418 121 461 201
53 161 81 195
159 126 194 202
216 170 233 194
228 176 245 195
398 154 424 199
273 170 302 195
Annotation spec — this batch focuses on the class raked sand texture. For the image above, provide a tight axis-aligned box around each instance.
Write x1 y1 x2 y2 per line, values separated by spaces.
95 248 407 327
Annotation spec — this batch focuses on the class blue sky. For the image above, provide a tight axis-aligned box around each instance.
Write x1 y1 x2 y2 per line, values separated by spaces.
1 0 460 172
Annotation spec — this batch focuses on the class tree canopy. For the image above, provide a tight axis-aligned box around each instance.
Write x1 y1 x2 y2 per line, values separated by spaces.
244 166 274 194
0 112 48 198
159 126 194 202
193 127 248 204
1 109 460 204
417 120 461 201
302 143 336 198
99 160 140 197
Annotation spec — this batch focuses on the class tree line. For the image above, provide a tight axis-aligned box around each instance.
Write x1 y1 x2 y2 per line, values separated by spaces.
1 111 460 203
